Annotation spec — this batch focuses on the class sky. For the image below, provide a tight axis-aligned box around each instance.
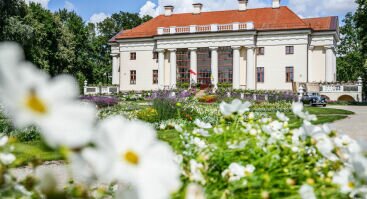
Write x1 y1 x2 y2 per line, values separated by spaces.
25 0 358 24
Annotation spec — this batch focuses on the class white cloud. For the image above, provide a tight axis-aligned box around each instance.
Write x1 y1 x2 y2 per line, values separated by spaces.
140 0 357 19
139 0 269 17
64 1 75 11
24 0 50 8
139 1 159 17
89 12 109 24
288 0 357 18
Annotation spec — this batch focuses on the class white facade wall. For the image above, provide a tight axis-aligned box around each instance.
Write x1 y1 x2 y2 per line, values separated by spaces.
112 31 338 91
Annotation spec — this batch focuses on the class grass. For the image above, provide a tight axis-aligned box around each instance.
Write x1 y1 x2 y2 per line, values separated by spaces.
8 140 63 167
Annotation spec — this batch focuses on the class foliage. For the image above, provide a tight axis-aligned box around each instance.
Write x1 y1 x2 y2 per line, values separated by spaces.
80 96 119 108
0 0 151 88
137 107 159 123
198 95 217 103
153 98 179 121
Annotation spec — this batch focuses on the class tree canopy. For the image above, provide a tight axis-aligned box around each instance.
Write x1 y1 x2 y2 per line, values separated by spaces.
0 0 151 88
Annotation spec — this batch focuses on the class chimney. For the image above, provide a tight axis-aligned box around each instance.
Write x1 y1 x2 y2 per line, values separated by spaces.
272 0 280 8
164 5 174 16
238 0 248 11
193 3 203 14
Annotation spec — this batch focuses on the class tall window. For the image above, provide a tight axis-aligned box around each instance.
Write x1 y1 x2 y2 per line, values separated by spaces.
176 49 190 84
286 46 294 55
130 70 136 84
130 52 136 60
286 67 294 82
153 70 158 84
218 47 233 84
257 67 264 83
257 47 265 55
197 48 211 86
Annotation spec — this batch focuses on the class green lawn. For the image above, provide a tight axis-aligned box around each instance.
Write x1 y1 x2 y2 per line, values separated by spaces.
9 107 354 166
8 140 63 167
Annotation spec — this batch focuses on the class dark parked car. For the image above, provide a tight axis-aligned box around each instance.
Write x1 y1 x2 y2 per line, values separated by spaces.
301 93 327 107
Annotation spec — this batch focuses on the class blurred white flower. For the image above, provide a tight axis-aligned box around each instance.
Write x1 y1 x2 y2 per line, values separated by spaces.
190 160 206 184
78 116 181 199
186 183 206 199
292 102 317 121
333 168 355 193
193 128 210 137
0 43 96 148
220 99 251 116
222 163 255 182
194 119 212 129
0 136 8 147
276 111 289 122
0 153 15 165
299 184 316 199
313 133 338 161
192 138 207 149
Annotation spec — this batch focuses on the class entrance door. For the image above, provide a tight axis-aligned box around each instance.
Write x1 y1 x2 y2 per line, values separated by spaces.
197 48 211 89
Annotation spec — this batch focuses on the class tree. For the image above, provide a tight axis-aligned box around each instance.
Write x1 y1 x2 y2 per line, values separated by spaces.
355 0 367 58
336 12 365 82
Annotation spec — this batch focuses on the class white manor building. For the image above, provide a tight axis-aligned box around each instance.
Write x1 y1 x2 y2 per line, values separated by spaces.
109 0 339 92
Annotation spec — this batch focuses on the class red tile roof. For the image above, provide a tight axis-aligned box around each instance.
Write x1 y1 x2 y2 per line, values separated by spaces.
303 16 338 31
112 6 338 41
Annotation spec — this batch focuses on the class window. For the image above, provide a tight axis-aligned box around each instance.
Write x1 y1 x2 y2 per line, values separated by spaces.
153 52 158 59
130 70 136 84
257 47 265 55
257 67 264 83
286 46 294 55
130 52 136 60
286 67 294 82
153 70 158 84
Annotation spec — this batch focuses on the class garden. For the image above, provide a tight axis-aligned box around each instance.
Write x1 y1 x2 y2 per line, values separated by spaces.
0 43 365 199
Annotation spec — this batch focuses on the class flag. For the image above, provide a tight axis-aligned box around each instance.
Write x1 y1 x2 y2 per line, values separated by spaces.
189 69 197 75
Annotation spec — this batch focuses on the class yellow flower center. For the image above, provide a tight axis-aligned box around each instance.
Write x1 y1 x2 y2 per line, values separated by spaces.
25 90 47 114
348 182 355 189
123 150 139 165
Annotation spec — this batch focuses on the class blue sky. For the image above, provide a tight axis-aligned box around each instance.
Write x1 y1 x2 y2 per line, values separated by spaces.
29 0 357 24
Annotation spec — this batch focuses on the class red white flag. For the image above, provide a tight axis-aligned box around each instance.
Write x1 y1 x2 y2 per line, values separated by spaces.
189 69 197 75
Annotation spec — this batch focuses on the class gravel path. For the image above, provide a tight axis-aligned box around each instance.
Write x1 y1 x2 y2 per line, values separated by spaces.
329 106 367 142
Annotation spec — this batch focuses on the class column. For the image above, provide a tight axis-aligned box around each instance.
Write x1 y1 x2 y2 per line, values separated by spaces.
308 46 314 82
325 46 334 82
169 49 177 89
111 54 120 85
157 49 165 89
210 47 218 89
232 46 241 89
246 46 256 89
189 48 198 85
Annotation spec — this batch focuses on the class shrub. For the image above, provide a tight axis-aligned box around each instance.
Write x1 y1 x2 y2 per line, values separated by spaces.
153 98 178 121
198 95 217 103
80 96 119 108
137 107 159 123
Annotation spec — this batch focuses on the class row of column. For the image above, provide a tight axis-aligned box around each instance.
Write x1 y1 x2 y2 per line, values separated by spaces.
157 46 256 90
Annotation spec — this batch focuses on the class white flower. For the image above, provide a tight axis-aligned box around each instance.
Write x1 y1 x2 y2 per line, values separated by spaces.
220 99 251 116
0 136 8 147
194 119 212 129
192 138 207 149
175 124 183 132
350 154 367 179
0 153 15 165
299 184 316 199
186 184 206 199
333 168 355 193
222 163 255 182
276 111 289 122
193 128 210 137
0 43 96 148
190 160 206 184
313 133 338 161
77 116 181 199
292 102 317 121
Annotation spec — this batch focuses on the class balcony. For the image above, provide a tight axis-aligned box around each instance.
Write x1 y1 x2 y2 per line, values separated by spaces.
157 22 255 35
